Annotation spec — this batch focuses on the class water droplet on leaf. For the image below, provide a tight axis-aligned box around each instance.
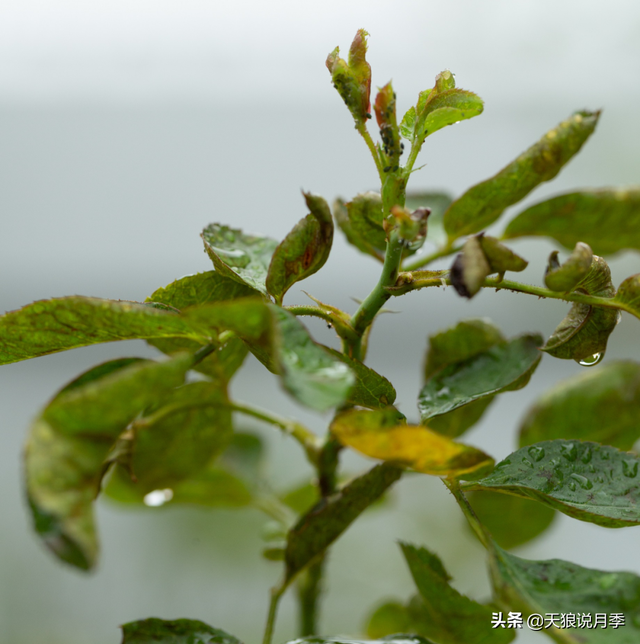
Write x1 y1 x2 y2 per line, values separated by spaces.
568 481 577 491
569 473 593 490
561 443 578 462
577 352 604 367
143 488 174 507
528 446 546 462
521 458 534 468
214 247 251 268
623 460 639 478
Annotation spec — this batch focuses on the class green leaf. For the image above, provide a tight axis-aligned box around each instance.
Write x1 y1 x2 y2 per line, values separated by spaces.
544 243 593 292
399 105 417 141
423 319 505 437
324 347 396 409
366 601 413 639
147 271 257 383
401 542 515 644
613 273 640 321
266 193 334 304
419 333 543 422
333 192 386 261
404 192 453 248
271 307 355 411
0 297 208 365
332 409 494 479
415 88 484 141
518 360 640 450
201 223 279 294
466 440 640 528
121 618 243 644
289 637 436 644
466 491 556 549
25 354 192 570
489 544 640 643
443 110 600 240
503 188 640 256
284 462 402 584
542 256 618 362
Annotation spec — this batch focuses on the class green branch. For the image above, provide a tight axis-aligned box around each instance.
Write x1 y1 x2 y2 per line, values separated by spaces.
443 478 490 549
356 122 385 184
262 581 286 644
402 241 461 271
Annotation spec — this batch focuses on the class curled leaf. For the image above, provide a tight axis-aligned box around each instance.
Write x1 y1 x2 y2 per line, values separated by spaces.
333 192 386 261
266 192 334 304
375 81 402 168
544 242 593 292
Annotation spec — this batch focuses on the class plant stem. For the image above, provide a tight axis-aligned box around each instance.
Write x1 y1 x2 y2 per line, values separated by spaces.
262 582 286 644
296 557 325 637
356 122 384 184
285 305 335 325
231 402 322 465
349 230 404 358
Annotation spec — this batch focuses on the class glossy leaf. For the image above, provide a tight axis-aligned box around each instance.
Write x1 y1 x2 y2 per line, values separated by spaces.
467 490 556 549
147 271 256 382
284 462 402 583
26 354 192 569
266 193 334 304
201 223 278 294
542 256 618 362
503 188 640 255
423 319 505 437
419 333 542 421
413 89 484 141
518 361 640 450
332 409 494 478
444 111 600 240
544 243 593 292
401 542 515 644
466 440 640 528
324 347 396 409
0 297 208 365
121 618 243 644
489 544 640 643
271 307 355 411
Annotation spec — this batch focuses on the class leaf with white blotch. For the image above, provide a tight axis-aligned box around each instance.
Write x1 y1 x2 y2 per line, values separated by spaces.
266 193 334 304
464 440 640 528
147 271 257 383
489 543 640 643
332 408 494 479
400 542 515 644
466 491 555 549
423 319 505 438
419 333 542 422
0 297 209 365
201 223 279 294
519 361 640 450
284 462 402 584
26 354 192 570
444 111 600 240
271 307 355 411
324 347 396 409
503 188 640 256
542 255 618 362
120 618 244 644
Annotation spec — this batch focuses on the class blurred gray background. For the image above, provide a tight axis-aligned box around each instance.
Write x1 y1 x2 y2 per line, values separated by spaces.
1 1 639 643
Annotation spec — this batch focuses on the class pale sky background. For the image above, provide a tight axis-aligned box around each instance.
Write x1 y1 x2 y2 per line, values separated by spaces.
1 3 640 644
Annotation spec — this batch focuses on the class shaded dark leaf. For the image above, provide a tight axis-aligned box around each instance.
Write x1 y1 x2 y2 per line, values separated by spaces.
121 618 243 644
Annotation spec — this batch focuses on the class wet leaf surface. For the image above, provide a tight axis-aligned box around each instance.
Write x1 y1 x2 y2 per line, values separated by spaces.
489 543 640 643
419 334 542 421
444 111 600 240
466 440 640 528
519 361 640 450
503 188 640 255
121 618 243 644
201 223 278 294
